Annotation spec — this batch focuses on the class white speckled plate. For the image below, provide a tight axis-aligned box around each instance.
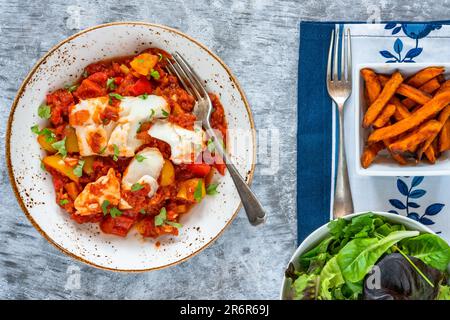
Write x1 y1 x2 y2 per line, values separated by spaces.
6 22 255 271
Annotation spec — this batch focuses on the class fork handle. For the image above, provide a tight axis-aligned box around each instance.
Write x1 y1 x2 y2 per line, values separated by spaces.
205 126 266 226
333 105 354 218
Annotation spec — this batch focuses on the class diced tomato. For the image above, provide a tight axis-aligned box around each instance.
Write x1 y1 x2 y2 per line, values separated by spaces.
46 89 74 126
114 76 123 85
74 79 107 100
186 163 211 177
129 77 153 96
70 213 103 224
87 72 108 86
100 215 135 237
214 162 226 176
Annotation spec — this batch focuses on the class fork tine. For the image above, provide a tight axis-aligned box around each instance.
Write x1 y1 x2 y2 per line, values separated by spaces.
173 52 209 98
346 28 352 82
166 58 196 97
340 25 345 81
327 29 334 82
333 24 339 81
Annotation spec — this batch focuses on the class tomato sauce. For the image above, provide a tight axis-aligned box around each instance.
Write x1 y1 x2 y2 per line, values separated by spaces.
39 48 228 239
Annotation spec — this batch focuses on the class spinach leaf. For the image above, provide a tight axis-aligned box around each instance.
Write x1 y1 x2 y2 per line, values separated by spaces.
399 234 450 272
337 230 419 283
292 274 319 300
318 256 345 299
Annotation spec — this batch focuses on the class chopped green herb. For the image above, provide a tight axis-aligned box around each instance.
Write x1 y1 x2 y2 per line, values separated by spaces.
139 93 148 100
65 84 78 93
206 183 219 195
73 160 85 177
135 154 146 162
166 221 183 229
31 125 56 143
82 70 89 78
99 146 107 155
112 144 119 161
150 69 160 80
150 109 156 118
158 53 163 61
131 182 144 192
154 207 167 226
40 161 46 171
207 138 215 153
110 207 122 218
38 104 51 119
194 180 204 202
51 137 67 158
139 209 146 214
109 93 123 100
136 122 143 133
106 77 116 90
161 109 169 118
101 200 110 215
59 199 69 206
136 58 145 63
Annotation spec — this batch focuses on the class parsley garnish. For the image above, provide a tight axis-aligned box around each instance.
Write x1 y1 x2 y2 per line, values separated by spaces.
110 207 122 218
73 160 85 177
154 207 182 229
150 69 160 80
135 154 146 162
38 104 51 119
139 209 146 214
106 78 116 90
31 125 56 143
131 182 144 192
158 53 163 61
150 109 156 118
154 207 167 226
139 93 148 100
193 180 204 202
101 200 110 215
99 146 107 155
60 199 69 206
40 161 46 171
82 70 89 78
51 137 67 158
161 109 169 118
206 183 219 195
65 84 78 93
109 93 123 100
112 144 119 161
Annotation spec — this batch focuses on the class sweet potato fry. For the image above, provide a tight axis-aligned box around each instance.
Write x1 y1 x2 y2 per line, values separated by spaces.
373 104 396 128
439 118 450 152
396 83 432 105
361 142 384 168
389 120 442 154
363 72 403 128
361 68 382 104
416 105 450 159
436 80 450 95
378 74 389 87
424 143 437 163
368 91 450 143
390 96 411 121
406 66 444 87
402 78 441 109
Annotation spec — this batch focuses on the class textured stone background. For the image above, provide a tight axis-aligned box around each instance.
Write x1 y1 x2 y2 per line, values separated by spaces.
0 0 448 299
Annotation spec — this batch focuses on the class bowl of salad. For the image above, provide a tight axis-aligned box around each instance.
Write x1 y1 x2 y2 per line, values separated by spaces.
281 212 450 300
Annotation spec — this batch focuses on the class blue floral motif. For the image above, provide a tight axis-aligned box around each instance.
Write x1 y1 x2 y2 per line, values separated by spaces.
380 23 442 62
388 177 444 226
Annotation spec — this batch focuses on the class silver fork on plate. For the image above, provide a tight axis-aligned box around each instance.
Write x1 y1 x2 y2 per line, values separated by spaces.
326 26 354 218
166 52 266 226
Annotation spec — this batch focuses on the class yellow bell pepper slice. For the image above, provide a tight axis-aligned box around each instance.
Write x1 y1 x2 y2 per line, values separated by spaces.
42 154 79 182
176 178 206 203
130 53 159 76
160 160 175 186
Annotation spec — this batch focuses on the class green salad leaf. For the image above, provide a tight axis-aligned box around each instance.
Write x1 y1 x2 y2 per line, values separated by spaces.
437 285 450 300
399 234 450 272
336 230 419 283
292 274 319 300
318 256 344 299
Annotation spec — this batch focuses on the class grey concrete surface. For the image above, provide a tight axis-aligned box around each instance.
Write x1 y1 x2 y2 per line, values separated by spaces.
0 0 448 299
